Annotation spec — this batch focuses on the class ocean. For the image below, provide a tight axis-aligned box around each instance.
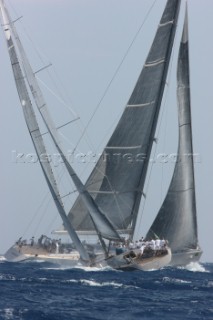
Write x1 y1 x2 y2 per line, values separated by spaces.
0 258 212 320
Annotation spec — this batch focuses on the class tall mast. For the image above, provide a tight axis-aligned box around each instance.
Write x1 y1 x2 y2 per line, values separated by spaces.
146 5 200 252
131 0 181 237
0 0 90 262
66 0 182 240
0 0 121 244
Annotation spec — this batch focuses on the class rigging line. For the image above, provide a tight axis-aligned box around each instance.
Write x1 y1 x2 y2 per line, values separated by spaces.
53 160 77 202
73 0 158 154
134 28 179 239
60 1 160 197
48 71 97 153
9 3 97 153
7 0 93 152
37 77 78 118
91 164 131 231
7 0 52 72
160 92 169 203
44 211 61 236
21 190 50 238
33 196 52 237
58 131 90 156
44 186 72 235
38 73 96 153
33 165 73 236
21 165 68 238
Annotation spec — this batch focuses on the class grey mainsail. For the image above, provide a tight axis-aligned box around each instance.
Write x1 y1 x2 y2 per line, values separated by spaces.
67 0 181 237
0 0 90 262
146 7 200 253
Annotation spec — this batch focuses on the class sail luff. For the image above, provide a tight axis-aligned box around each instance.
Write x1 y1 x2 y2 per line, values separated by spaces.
146 6 200 252
45 139 122 242
0 0 90 262
66 0 182 236
1 1 121 243
131 0 181 238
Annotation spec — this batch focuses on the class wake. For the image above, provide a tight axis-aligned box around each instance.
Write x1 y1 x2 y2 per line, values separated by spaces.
180 262 208 272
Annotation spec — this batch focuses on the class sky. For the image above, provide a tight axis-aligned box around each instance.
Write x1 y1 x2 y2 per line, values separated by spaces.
0 0 213 263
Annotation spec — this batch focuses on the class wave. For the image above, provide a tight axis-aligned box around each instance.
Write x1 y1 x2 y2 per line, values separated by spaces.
163 276 191 284
66 279 139 289
0 274 137 289
178 262 208 273
41 264 114 272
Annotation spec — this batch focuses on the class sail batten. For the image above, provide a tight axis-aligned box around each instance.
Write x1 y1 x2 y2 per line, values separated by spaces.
67 0 181 236
146 6 200 252
159 21 174 27
127 101 155 108
105 145 141 150
144 59 165 67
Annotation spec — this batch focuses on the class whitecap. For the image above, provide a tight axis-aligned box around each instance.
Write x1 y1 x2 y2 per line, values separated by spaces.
163 277 191 284
41 266 74 270
62 278 139 289
80 279 123 287
206 281 213 288
3 308 14 320
184 262 208 272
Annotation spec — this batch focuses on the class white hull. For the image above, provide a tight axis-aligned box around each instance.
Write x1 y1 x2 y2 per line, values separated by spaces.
4 244 171 271
4 245 80 267
169 248 202 267
106 248 172 271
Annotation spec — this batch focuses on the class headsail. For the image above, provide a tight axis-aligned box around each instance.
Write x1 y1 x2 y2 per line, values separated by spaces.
146 7 200 252
0 0 90 262
67 0 181 237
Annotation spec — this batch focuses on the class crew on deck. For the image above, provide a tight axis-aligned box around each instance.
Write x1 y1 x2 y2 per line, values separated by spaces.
113 237 168 255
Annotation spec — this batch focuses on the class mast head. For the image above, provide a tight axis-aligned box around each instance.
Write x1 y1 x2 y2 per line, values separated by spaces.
182 3 189 44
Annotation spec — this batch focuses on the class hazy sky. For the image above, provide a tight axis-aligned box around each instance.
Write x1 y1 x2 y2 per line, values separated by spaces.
0 0 213 263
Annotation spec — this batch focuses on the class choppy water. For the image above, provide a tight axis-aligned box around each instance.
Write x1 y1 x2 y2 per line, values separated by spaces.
0 257 212 320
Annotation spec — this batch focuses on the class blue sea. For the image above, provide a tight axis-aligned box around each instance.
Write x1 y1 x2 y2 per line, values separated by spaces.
0 258 212 320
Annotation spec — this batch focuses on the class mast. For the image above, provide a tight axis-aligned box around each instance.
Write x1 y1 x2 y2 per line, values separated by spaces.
0 0 90 262
146 5 200 252
131 0 181 237
66 0 181 239
0 0 121 244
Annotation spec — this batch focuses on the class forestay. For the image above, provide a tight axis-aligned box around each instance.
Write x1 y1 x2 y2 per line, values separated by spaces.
68 0 181 237
0 0 90 262
146 8 199 252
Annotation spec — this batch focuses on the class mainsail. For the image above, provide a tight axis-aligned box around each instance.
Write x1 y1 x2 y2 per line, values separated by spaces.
146 7 200 253
67 0 181 237
0 0 90 262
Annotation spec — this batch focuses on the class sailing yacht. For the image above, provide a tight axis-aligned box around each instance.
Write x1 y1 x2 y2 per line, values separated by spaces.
58 0 202 266
1 0 201 269
146 6 202 266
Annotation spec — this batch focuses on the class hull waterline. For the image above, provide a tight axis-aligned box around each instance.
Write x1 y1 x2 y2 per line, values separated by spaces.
4 245 80 267
105 247 172 271
4 244 172 271
169 248 202 267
